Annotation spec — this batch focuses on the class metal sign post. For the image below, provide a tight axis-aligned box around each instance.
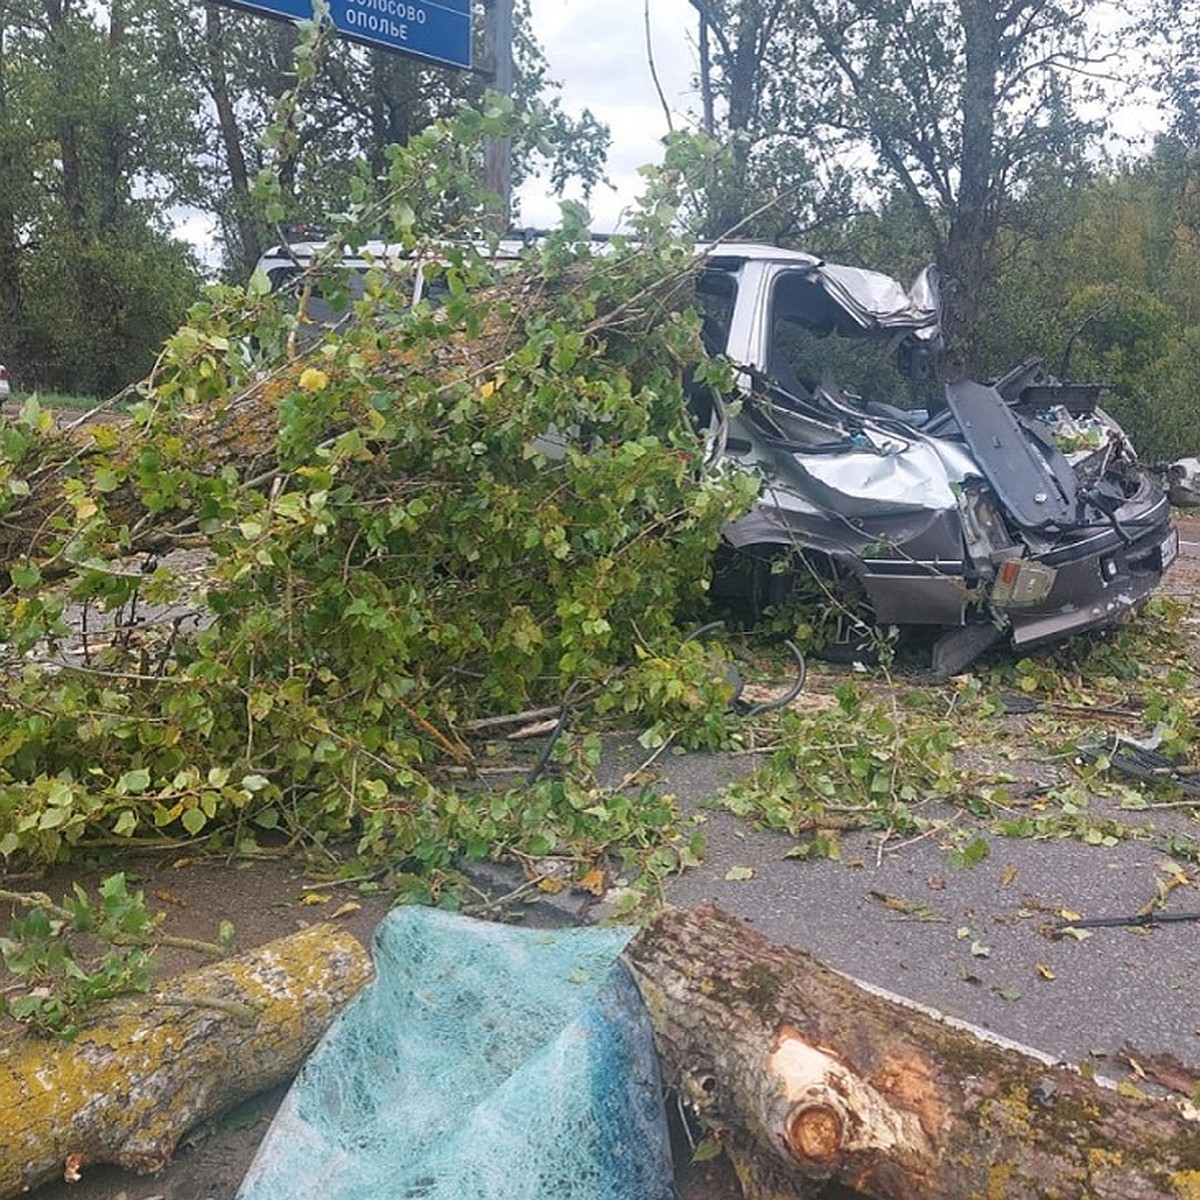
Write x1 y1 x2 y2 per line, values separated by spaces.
482 0 513 233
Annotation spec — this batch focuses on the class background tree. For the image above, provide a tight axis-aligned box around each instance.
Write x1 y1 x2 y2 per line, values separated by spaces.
169 0 610 277
687 0 830 243
0 0 202 393
0 0 610 394
689 0 1112 369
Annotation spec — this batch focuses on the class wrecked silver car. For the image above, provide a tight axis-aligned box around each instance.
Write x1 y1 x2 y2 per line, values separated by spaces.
696 244 1177 675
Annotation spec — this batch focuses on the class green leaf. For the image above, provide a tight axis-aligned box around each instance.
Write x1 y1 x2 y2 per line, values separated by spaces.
181 807 207 835
691 1136 724 1164
117 769 151 795
38 806 69 830
92 468 120 494
113 810 138 837
949 837 990 870
10 562 41 589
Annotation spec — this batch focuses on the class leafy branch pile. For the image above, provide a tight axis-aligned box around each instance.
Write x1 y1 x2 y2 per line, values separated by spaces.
716 676 966 858
0 873 231 1036
0 112 758 896
711 591 1200 870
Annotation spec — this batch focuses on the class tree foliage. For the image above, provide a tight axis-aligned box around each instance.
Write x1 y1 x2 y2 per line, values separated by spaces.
0 109 754 898
690 0 1113 367
687 0 827 242
957 140 1200 459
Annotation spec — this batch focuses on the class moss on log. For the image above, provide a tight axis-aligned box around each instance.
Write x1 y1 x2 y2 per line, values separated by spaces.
624 905 1200 1200
0 921 372 1197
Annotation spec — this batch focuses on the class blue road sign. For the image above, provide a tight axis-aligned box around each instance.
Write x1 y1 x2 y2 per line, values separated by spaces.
226 0 472 71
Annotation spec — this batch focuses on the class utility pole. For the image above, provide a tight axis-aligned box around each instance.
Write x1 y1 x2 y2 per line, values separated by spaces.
482 0 513 235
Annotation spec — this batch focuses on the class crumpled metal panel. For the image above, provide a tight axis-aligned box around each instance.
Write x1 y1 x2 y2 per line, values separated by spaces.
943 379 1076 529
814 262 941 341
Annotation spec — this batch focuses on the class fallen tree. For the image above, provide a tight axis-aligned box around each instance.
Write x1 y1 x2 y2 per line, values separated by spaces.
625 905 1200 1200
0 237 716 575
0 921 372 1198
0 122 755 873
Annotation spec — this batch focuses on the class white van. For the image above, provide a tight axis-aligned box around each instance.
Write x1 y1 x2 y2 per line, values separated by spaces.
253 236 534 334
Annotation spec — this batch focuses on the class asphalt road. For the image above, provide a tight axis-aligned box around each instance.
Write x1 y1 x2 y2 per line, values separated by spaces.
663 772 1199 1070
652 523 1200 1077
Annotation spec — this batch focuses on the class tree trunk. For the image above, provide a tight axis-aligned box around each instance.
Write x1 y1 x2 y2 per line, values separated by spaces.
940 0 1002 374
98 0 127 235
624 905 1200 1200
44 0 86 238
0 922 372 1198
690 0 788 240
203 2 262 277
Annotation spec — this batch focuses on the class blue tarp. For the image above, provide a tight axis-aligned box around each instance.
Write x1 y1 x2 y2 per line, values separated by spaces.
237 907 673 1200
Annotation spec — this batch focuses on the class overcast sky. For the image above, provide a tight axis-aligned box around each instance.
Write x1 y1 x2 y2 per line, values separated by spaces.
516 0 701 231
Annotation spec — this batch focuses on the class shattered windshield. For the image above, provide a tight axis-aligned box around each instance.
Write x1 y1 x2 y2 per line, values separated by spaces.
696 260 940 416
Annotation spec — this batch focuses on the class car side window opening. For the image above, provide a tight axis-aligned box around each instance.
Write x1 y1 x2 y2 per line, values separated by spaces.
767 271 930 416
689 270 739 431
696 269 736 356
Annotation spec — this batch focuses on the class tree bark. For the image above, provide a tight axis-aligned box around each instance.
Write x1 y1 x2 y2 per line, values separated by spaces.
44 0 86 238
0 921 373 1198
203 2 262 277
624 905 1200 1200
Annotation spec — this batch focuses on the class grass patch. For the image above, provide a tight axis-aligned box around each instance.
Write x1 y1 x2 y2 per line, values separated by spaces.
10 391 106 411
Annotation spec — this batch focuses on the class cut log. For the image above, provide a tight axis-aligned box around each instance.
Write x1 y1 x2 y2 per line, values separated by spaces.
624 905 1200 1200
0 921 372 1198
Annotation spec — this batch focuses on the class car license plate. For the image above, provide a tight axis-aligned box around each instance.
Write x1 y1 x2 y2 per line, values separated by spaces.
1161 528 1180 569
